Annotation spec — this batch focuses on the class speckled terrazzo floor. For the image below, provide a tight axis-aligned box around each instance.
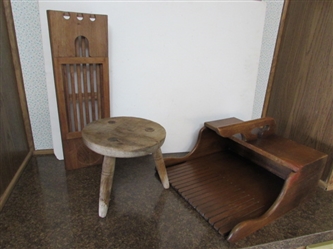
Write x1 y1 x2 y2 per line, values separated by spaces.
1 154 333 249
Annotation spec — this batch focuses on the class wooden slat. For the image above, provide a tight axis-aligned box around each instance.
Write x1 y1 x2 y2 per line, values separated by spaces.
77 64 84 130
96 64 102 119
67 92 98 101
70 64 79 131
57 57 107 64
82 64 89 125
55 57 107 64
185 181 242 201
167 152 283 236
210 199 264 226
89 64 97 121
203 194 252 218
33 149 54 155
168 158 227 184
62 64 72 132
167 152 229 174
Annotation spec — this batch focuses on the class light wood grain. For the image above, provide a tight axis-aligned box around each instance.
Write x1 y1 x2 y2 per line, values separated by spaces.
99 156 116 218
82 117 169 218
82 117 166 158
153 148 170 189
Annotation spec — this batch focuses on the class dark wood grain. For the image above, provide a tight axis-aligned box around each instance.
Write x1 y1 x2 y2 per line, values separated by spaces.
165 117 327 242
263 0 333 188
167 152 283 240
0 0 33 210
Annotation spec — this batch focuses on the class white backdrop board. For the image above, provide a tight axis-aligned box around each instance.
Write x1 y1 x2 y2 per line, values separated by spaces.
38 0 266 159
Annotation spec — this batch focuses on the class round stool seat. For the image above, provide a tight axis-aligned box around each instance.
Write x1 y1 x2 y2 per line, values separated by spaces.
82 116 166 158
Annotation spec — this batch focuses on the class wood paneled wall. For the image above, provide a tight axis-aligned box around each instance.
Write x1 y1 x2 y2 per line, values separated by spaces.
263 0 333 189
0 0 34 210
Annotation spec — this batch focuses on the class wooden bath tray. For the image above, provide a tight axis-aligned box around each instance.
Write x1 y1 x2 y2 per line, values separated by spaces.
165 117 327 242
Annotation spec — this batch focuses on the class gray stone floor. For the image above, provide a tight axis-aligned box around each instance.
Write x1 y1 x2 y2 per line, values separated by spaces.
1 155 333 249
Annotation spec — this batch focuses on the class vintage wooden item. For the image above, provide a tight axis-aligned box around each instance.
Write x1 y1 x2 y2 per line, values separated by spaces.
47 10 110 170
165 117 327 242
263 0 333 189
82 116 169 218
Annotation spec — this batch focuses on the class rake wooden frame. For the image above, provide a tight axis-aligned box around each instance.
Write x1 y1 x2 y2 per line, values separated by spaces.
47 10 110 170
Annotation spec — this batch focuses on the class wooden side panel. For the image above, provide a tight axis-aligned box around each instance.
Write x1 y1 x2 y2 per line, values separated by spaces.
228 157 326 242
0 0 33 209
47 10 110 170
264 0 333 187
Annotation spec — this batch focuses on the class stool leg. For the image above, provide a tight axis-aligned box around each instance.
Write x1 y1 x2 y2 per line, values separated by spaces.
153 148 170 189
99 156 116 218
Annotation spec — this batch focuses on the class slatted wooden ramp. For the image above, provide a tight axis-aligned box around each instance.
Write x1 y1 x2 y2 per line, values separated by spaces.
166 152 284 236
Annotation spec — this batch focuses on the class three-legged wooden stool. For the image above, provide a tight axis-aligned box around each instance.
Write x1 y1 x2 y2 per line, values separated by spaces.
82 116 169 218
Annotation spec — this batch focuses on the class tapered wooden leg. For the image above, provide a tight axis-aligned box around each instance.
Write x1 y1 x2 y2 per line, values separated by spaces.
153 148 169 189
99 156 116 218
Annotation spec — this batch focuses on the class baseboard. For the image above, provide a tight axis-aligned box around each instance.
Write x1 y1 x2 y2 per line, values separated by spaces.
163 152 189 158
33 149 54 156
0 150 33 212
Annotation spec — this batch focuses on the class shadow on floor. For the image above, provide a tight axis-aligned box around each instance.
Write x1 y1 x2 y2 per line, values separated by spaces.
0 155 231 249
